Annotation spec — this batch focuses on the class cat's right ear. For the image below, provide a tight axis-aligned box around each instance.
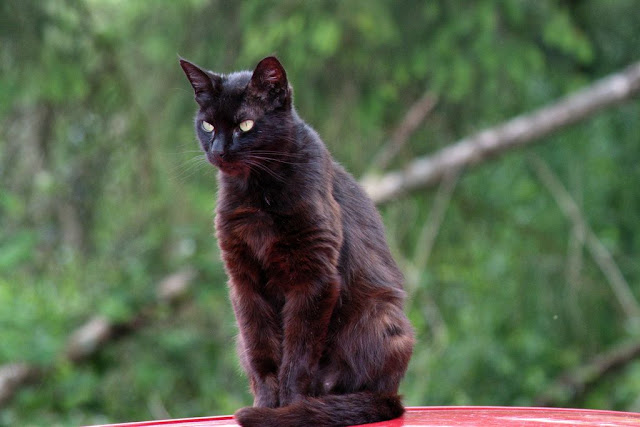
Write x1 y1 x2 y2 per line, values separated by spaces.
179 58 221 106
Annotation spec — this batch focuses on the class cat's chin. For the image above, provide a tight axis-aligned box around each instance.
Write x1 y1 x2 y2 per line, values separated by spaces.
208 158 247 177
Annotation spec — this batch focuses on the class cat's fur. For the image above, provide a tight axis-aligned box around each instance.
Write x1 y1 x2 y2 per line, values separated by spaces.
180 56 414 427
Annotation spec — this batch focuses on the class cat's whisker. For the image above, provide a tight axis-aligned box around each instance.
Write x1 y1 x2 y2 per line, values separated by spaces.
172 154 211 182
254 158 291 175
244 159 286 182
247 163 286 183
252 150 308 159
246 154 305 166
166 149 205 155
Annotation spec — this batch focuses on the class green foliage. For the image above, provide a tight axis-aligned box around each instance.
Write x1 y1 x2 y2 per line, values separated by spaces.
1 0 639 425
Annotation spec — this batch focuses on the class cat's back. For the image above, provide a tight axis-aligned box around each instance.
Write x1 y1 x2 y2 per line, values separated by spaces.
330 161 404 294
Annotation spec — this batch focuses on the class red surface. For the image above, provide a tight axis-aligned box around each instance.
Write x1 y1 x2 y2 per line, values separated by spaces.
90 406 640 427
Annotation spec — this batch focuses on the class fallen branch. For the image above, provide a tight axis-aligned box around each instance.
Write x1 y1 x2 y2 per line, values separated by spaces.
0 268 196 408
369 91 437 171
362 61 640 204
413 168 461 272
528 155 640 320
0 363 41 407
66 268 196 362
535 339 640 407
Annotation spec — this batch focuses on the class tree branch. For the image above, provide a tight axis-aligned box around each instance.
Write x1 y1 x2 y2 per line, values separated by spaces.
369 91 437 171
362 61 640 204
0 269 196 408
535 339 640 407
0 364 41 407
66 269 196 362
413 168 461 272
528 155 640 320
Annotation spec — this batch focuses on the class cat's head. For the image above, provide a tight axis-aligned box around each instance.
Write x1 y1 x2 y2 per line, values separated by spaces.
180 56 295 176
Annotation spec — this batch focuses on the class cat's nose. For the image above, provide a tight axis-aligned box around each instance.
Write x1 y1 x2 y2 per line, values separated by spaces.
209 136 226 158
210 150 225 162
207 149 226 167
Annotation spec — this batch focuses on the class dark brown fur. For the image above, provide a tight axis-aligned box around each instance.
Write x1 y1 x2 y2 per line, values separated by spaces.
180 56 414 427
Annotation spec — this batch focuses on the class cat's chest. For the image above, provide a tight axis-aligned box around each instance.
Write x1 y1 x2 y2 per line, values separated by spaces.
215 203 278 262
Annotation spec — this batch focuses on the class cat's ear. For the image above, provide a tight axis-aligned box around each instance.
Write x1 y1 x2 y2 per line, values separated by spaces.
248 56 292 109
179 58 221 106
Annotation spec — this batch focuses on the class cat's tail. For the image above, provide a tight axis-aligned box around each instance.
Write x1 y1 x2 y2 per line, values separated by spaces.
234 392 404 427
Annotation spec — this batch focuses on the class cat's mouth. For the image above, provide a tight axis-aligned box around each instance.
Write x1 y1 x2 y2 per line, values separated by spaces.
206 151 246 175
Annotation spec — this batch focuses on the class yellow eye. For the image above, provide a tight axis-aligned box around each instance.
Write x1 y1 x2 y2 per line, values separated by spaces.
238 119 254 132
201 121 214 132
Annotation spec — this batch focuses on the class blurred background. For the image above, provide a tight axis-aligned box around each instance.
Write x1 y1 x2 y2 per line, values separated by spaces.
1 0 640 425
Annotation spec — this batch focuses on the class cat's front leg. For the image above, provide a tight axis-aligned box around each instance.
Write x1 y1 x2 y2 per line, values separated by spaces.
224 243 283 408
277 273 340 405
237 330 280 408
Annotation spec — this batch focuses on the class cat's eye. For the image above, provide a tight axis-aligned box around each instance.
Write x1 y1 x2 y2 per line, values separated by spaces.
201 121 214 133
238 120 254 132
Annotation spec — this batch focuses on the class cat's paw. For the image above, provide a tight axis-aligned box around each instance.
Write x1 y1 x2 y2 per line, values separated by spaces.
234 406 275 427
253 375 279 408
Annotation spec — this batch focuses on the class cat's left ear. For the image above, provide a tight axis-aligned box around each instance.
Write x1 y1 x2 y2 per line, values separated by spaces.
248 56 292 109
179 58 222 106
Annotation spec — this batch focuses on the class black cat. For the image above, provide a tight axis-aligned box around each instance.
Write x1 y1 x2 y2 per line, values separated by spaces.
180 56 414 427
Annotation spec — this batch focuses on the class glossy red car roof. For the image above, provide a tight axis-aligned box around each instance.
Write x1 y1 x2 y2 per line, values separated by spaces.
90 406 640 427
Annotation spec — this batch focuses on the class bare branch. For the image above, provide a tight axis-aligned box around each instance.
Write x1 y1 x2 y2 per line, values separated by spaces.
0 269 196 408
66 316 114 362
528 155 640 319
413 168 461 271
536 339 640 407
362 61 640 204
66 269 196 362
0 364 41 407
369 91 438 171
